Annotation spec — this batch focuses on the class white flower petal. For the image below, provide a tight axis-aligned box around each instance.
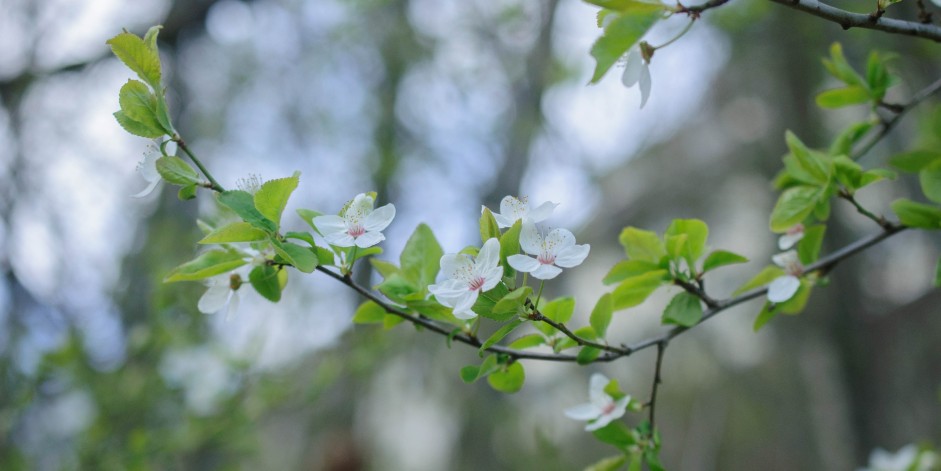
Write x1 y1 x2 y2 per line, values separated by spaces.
528 201 558 223
545 228 576 251
508 254 540 273
499 196 527 221
588 374 610 405
564 403 603 421
531 264 563 280
224 291 240 321
312 215 347 235
621 49 642 87
585 414 616 432
452 292 479 319
772 250 799 268
132 179 161 198
324 232 355 247
554 244 590 268
480 265 504 291
344 193 374 225
139 149 161 181
441 254 474 281
429 279 469 303
476 238 501 271
198 283 231 314
638 64 652 109
767 275 800 303
778 232 804 250
518 222 542 255
492 213 515 228
364 203 395 232
354 231 385 248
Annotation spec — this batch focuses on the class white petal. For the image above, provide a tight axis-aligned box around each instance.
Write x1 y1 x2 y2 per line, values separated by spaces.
441 254 474 281
480 265 504 291
767 275 800 303
354 231 385 248
324 232 355 247
518 222 542 255
312 215 347 235
198 284 231 314
638 64 652 109
507 254 540 273
564 403 602 421
585 414 616 432
364 203 395 232
772 250 799 268
554 244 590 268
778 232 804 250
344 193 374 224
475 238 501 271
224 291 240 321
545 228 576 252
531 264 563 280
588 374 610 405
499 196 527 221
451 292 479 319
492 213 516 229
131 179 161 198
621 49 642 87
527 201 558 223
139 150 161 181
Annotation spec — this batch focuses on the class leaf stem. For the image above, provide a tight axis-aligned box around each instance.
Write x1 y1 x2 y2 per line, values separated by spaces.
173 136 225 192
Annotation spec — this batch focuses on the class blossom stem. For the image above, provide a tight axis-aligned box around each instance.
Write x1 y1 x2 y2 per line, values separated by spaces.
534 280 545 309
651 19 695 50
344 246 359 275
174 136 225 192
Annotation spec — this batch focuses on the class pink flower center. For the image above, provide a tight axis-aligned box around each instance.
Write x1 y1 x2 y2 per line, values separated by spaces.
537 252 555 265
468 276 486 291
601 401 616 415
347 224 365 238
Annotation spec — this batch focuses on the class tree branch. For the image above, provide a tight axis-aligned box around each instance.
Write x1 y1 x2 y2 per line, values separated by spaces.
767 0 941 42
853 76 941 161
646 341 667 430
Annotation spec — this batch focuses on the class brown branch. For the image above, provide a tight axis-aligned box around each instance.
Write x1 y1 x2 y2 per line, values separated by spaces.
530 310 630 356
646 341 667 430
673 278 720 308
767 0 941 42
837 188 892 229
853 76 941 161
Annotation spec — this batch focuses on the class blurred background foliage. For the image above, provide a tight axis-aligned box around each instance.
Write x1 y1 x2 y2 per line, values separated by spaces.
0 0 939 469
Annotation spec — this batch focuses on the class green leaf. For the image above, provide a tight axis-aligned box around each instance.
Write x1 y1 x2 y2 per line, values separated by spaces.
603 260 661 285
177 184 197 201
815 86 870 108
471 283 510 320
508 334 546 350
406 299 461 325
891 198 941 229
611 270 668 310
588 5 663 83
142 25 161 53
499 220 522 278
665 218 708 262
753 302 777 331
198 221 268 244
797 225 826 265
218 191 277 233
661 292 703 327
400 223 443 290
542 296 575 324
734 266 784 295
584 455 628 471
592 421 635 448
934 257 941 287
377 273 419 303
383 313 405 330
479 318 525 354
889 149 941 172
589 293 613 337
618 227 666 263
919 161 941 204
273 240 318 273
254 174 299 227
480 207 501 243
701 250 748 273
353 301 386 324
284 231 315 246
821 42 864 88
785 131 830 184
118 80 167 134
155 156 200 185
460 366 481 383
370 258 402 279
113 110 164 138
249 264 282 302
770 186 821 232
488 361 525 393
296 208 323 235
107 30 162 90
776 279 812 314
492 286 532 320
461 355 500 383
829 120 875 156
664 234 687 260
164 250 246 282
576 346 602 365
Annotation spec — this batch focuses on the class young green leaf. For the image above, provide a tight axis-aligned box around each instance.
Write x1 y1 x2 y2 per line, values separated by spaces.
156 156 200 186
797 225 826 265
665 218 708 262
118 80 167 135
576 346 602 365
376 273 419 304
770 186 821 232
406 299 461 325
618 227 666 263
701 250 748 273
471 283 510 321
542 296 575 324
254 174 299 226
603 260 662 285
919 161 941 204
164 250 246 282
585 455 628 471
828 120 875 156
934 257 941 288
508 334 546 350
611 270 668 311
479 207 501 243
785 131 830 184
492 286 532 320
218 190 277 233
479 318 525 354
734 266 784 295
889 149 941 172
177 185 197 201
589 5 663 83
107 29 163 90
753 302 778 331
352 300 386 324
499 220 522 278
249 264 282 302
113 110 165 138
661 292 703 327
461 355 500 383
272 240 318 273
891 198 941 229
295 208 323 235
821 42 864 88
589 293 614 338
815 87 870 109
592 421 635 449
487 361 525 393
198 221 268 244
400 223 443 290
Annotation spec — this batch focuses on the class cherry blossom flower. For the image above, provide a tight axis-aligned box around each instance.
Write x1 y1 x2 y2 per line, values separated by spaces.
428 238 503 320
508 222 590 280
621 46 652 109
858 444 938 471
198 272 243 317
778 223 805 250
564 373 631 432
313 193 396 248
767 250 803 303
487 195 558 229
132 144 162 198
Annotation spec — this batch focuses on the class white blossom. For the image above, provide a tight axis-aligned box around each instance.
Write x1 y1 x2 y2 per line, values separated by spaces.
778 223 805 250
508 222 589 280
564 373 630 432
767 250 803 303
621 47 652 109
313 193 396 248
428 238 503 320
486 195 558 229
132 144 162 198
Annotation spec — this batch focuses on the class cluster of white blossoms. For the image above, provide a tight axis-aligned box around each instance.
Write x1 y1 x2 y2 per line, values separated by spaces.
767 224 805 304
428 196 590 319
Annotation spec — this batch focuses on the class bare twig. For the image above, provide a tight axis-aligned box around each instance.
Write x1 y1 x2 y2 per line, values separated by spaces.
853 76 941 161
646 341 668 430
767 0 941 42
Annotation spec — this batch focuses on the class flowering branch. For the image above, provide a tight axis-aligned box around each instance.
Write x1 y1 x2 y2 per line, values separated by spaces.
767 0 941 42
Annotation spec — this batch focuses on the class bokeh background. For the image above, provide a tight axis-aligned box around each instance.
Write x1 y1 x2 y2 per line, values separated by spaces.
1 0 939 469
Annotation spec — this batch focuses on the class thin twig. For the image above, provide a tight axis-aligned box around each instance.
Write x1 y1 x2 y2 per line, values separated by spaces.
531 311 631 356
853 76 941 161
676 0 732 18
767 0 941 42
837 188 892 229
646 341 667 430
174 137 226 192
